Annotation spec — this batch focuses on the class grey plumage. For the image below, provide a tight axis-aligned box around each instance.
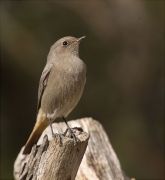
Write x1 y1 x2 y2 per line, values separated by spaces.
23 36 86 154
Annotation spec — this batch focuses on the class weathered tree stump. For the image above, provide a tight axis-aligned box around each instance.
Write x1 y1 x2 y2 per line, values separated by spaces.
14 118 134 180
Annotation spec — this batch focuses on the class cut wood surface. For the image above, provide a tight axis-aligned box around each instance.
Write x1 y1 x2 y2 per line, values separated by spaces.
14 118 135 180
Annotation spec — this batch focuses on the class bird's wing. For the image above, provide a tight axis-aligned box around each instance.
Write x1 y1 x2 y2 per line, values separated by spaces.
37 63 53 111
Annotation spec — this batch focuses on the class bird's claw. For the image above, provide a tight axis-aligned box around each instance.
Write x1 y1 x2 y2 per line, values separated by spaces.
63 128 80 145
52 133 62 146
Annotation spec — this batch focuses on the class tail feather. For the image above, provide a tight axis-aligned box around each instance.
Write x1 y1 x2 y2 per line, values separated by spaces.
23 110 49 154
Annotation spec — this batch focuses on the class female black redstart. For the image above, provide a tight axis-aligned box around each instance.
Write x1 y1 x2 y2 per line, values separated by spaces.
23 36 86 154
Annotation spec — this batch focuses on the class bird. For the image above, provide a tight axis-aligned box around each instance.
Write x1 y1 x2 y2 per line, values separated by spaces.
23 36 86 154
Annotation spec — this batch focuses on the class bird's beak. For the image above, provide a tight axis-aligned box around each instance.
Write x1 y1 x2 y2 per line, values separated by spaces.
77 36 86 42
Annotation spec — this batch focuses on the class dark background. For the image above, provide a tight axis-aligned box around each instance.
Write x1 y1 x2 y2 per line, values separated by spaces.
1 1 164 179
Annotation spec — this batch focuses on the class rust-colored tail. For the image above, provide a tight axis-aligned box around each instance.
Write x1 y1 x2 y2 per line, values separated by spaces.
23 110 49 154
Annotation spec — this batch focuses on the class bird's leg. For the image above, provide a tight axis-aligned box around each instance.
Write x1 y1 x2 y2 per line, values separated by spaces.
48 118 62 145
48 118 55 137
62 117 80 145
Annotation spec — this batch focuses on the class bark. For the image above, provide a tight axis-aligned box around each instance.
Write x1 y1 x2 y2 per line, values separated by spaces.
14 118 135 180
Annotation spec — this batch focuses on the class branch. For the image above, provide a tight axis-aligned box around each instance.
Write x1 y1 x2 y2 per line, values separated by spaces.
14 118 135 180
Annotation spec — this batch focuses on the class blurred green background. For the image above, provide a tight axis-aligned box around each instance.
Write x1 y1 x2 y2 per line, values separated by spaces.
1 1 164 180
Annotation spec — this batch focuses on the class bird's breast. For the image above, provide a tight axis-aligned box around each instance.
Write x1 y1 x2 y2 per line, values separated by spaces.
41 58 86 119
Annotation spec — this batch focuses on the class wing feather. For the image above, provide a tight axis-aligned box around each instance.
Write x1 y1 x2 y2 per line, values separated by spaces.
37 63 53 111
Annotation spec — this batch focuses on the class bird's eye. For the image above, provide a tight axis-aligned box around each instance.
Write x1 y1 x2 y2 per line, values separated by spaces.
62 41 69 46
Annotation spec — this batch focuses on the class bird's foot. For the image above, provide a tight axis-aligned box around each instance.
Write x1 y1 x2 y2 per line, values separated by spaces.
63 127 82 145
52 133 62 146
